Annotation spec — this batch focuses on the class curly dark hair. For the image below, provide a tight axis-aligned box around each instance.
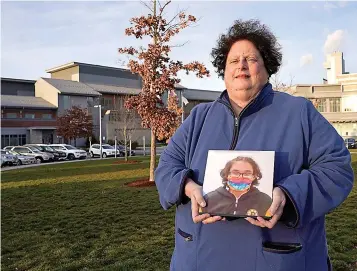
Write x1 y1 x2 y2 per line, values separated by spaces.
211 19 282 78
220 156 262 187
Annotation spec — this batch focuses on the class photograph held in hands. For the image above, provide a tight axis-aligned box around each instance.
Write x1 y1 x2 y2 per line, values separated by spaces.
200 150 275 219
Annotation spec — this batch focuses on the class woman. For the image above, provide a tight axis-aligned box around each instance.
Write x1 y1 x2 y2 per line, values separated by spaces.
201 156 272 218
155 19 353 271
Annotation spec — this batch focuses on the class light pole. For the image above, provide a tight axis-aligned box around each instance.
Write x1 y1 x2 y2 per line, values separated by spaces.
94 105 102 158
94 105 111 159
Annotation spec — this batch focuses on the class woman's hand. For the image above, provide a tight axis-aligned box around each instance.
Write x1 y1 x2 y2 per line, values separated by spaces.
184 178 224 224
245 187 286 228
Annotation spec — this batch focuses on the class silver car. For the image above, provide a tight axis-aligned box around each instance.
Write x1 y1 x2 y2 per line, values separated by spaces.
8 150 37 165
1 150 17 167
9 146 53 164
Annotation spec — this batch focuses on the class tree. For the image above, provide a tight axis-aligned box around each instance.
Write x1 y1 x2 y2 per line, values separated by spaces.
270 71 295 93
271 72 320 109
111 95 138 161
56 106 93 146
118 0 210 182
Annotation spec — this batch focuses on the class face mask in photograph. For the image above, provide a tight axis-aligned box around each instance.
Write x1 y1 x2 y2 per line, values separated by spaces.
227 176 252 191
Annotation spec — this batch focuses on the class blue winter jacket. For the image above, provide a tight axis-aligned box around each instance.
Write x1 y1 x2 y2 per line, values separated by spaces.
155 83 354 271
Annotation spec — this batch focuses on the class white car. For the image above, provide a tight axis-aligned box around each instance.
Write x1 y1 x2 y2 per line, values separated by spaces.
89 144 119 158
50 144 87 160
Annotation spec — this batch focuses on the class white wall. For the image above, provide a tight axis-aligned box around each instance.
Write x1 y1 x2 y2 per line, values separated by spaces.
332 123 357 138
341 95 357 112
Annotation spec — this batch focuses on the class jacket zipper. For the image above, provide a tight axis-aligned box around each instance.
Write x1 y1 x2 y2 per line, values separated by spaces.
233 197 239 215
217 98 256 150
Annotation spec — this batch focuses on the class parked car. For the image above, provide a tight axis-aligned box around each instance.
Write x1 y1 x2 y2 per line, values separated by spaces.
1 150 18 167
345 138 356 149
3 146 16 152
114 144 135 157
8 146 53 163
89 144 119 158
8 150 37 165
25 144 67 161
49 144 87 160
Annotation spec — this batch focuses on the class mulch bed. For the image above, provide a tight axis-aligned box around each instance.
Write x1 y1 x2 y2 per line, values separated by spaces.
112 160 140 165
125 178 156 187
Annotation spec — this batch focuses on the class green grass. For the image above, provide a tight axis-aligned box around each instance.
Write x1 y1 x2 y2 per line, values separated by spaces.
1 155 356 271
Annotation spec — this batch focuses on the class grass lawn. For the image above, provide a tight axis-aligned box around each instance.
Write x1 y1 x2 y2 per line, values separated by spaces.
1 155 357 271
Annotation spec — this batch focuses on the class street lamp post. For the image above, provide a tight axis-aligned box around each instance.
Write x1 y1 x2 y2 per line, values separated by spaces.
94 105 102 158
94 105 111 159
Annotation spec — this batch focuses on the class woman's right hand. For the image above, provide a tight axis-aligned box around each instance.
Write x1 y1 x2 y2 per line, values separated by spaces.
184 178 224 224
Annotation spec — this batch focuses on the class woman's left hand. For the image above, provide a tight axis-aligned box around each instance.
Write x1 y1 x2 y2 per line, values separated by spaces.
245 187 286 229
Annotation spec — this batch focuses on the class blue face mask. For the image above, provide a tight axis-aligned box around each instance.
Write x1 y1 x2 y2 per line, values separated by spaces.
227 181 251 191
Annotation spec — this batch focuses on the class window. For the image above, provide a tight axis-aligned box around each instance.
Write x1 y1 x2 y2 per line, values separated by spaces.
13 147 30 153
52 146 65 151
1 134 26 147
329 98 341 112
64 145 77 150
42 114 52 119
316 99 327 113
6 113 17 118
25 113 35 119
1 135 9 148
9 135 18 146
19 134 26 145
109 111 121 121
63 95 71 110
100 97 114 109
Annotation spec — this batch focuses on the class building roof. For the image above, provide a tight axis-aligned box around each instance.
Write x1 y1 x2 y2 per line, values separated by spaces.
87 82 186 95
175 83 186 89
293 84 341 87
1 95 57 109
45 61 131 74
1 77 36 84
86 83 141 95
41 78 101 96
183 88 221 101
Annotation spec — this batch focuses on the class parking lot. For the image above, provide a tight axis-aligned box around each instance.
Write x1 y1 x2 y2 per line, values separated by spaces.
1 144 166 171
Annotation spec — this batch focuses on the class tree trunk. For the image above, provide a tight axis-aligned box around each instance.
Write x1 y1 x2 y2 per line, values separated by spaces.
124 128 128 162
149 128 156 182
148 0 158 183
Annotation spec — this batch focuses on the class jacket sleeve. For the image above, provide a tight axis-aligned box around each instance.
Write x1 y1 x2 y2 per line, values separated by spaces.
278 99 354 228
154 109 196 210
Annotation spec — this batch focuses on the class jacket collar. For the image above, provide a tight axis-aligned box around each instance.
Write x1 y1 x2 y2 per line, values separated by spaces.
217 83 273 116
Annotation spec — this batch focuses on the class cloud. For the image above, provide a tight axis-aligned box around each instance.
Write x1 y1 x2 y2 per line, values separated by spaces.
338 1 348 8
313 1 348 11
323 2 337 11
300 54 313 67
323 30 346 54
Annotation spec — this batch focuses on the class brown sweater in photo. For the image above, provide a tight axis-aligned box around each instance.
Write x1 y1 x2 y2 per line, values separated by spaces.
201 186 272 217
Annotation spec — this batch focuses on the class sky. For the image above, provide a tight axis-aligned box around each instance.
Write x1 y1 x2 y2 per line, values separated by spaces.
1 1 357 91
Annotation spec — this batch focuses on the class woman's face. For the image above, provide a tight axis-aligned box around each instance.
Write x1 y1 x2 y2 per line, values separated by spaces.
224 40 269 99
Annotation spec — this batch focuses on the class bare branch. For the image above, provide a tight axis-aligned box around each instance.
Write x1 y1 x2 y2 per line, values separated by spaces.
170 41 190 48
270 71 295 94
140 0 154 12
164 7 188 27
157 0 162 10
159 0 171 17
